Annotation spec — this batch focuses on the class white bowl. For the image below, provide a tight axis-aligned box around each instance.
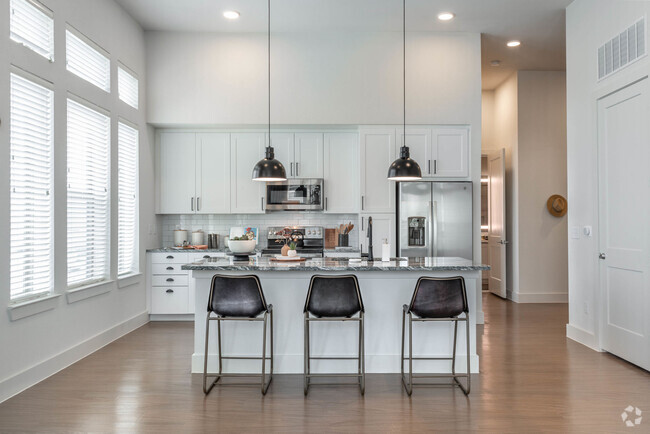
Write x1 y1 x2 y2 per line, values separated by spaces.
228 239 256 253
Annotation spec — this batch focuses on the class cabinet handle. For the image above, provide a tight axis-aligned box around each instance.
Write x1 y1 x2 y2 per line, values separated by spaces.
261 197 265 211
290 162 293 176
197 197 200 211
434 160 437 174
296 162 299 176
166 255 174 259
166 278 174 282
325 197 328 211
428 160 431 174
361 217 364 231
191 197 194 211
361 195 365 211
166 266 174 270
166 289 174 294
203 255 210 259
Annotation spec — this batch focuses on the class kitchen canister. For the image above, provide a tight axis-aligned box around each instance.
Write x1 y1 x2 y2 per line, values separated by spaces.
338 233 349 247
174 229 188 247
191 230 204 246
208 234 219 249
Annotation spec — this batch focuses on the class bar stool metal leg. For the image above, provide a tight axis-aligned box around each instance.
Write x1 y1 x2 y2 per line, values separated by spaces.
359 311 365 395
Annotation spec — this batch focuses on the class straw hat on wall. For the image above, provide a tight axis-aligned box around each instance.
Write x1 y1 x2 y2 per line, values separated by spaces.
546 194 567 217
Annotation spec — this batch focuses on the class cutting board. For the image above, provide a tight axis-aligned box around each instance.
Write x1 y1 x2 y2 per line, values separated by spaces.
325 228 337 249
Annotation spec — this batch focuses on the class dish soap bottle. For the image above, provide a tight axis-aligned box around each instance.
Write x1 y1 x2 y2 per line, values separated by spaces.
382 238 390 262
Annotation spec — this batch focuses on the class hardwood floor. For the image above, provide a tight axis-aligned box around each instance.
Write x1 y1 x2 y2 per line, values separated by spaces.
1 294 648 433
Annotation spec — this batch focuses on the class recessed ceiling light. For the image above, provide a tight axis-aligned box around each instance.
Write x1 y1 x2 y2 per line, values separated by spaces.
437 12 455 21
223 10 240 20
507 40 521 47
490 60 501 67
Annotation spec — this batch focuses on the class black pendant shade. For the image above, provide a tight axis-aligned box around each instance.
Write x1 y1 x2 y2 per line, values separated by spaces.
252 146 287 181
387 146 422 181
252 0 287 182
387 0 422 181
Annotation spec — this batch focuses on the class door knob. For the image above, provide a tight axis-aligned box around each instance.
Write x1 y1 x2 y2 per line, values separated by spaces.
599 253 606 259
499 240 509 245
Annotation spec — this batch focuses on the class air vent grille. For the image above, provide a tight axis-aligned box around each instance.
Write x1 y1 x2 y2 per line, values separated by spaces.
598 17 646 81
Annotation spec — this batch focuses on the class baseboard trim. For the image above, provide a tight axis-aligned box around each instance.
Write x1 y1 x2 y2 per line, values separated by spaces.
511 292 568 303
0 311 149 404
566 324 602 352
191 353 480 374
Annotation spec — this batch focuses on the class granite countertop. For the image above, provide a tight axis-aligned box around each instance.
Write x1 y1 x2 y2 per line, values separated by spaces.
147 247 262 254
182 257 489 272
324 247 361 253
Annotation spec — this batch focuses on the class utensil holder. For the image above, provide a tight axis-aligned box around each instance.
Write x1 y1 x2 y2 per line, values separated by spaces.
338 234 349 247
208 234 219 249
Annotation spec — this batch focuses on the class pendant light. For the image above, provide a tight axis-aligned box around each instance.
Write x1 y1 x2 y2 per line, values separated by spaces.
252 0 287 181
387 0 422 181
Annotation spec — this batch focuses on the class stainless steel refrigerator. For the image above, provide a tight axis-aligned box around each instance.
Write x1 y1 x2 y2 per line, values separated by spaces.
397 181 473 260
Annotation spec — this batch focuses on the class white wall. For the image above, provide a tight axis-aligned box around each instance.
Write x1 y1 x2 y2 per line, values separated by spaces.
146 31 481 126
487 70 567 302
481 90 496 151
566 0 650 349
0 0 158 402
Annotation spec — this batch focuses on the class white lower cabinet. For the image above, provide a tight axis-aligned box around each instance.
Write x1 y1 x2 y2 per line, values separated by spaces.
359 213 396 259
149 251 224 317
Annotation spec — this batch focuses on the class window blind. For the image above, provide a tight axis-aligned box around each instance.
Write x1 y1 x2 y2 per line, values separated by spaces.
118 66 139 109
10 0 54 60
66 29 110 92
118 122 138 276
10 72 54 301
67 98 110 288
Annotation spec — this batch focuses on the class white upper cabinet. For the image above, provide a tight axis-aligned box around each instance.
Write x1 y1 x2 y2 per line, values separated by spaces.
360 128 397 213
430 127 469 178
398 128 430 176
231 133 266 214
294 133 324 178
324 133 359 213
158 132 196 214
196 133 230 214
269 132 294 177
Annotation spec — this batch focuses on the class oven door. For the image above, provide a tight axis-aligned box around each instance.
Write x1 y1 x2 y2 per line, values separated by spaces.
265 179 323 211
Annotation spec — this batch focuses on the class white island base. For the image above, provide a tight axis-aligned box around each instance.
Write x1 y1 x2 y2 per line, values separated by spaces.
187 258 485 375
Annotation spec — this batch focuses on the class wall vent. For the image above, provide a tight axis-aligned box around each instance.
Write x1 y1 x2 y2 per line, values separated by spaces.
598 17 646 81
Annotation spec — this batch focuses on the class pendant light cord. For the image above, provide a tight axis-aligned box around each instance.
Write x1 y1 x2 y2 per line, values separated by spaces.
403 0 406 144
268 0 271 148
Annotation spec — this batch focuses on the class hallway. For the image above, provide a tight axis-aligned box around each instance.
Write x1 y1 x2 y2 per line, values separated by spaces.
0 294 648 433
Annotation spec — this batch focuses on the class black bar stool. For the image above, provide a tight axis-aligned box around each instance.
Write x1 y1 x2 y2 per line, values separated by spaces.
401 276 470 395
203 274 273 395
303 274 365 395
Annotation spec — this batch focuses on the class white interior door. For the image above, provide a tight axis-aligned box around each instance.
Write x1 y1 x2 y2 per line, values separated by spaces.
598 78 650 371
488 148 507 298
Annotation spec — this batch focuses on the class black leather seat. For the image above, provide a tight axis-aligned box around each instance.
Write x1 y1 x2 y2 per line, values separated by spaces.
304 275 364 318
303 274 365 395
406 276 468 319
401 276 471 396
203 274 273 395
208 274 269 317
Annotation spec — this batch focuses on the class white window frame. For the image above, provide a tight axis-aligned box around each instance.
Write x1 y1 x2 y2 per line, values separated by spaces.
117 120 139 277
9 0 54 61
66 95 111 290
9 68 54 302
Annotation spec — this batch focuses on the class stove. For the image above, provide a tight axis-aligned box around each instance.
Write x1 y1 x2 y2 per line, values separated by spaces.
262 226 324 258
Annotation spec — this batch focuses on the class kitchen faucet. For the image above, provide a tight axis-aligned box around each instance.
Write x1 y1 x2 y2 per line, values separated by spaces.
366 216 373 262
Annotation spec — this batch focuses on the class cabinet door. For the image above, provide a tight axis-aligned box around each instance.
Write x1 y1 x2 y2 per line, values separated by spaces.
269 132 294 177
398 128 431 176
295 133 324 178
323 133 359 213
231 133 266 214
359 214 396 259
158 132 196 214
360 129 397 213
196 133 230 214
431 127 469 178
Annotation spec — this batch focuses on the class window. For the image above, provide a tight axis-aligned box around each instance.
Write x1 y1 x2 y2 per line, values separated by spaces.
9 0 54 60
118 122 138 276
66 28 110 92
118 66 138 109
10 72 54 301
67 98 110 288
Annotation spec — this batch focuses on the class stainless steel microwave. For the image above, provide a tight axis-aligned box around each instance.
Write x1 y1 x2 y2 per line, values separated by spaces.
265 179 324 211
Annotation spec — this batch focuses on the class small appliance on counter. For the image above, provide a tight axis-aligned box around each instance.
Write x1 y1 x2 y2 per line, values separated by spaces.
173 229 188 247
263 226 324 258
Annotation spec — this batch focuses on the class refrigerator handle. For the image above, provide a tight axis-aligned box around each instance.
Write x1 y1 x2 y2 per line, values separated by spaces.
427 201 433 257
432 200 439 257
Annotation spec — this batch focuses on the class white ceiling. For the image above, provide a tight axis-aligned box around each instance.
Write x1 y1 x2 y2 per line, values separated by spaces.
115 0 571 90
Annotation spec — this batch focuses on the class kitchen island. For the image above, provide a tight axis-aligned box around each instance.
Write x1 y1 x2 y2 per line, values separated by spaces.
183 257 488 374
